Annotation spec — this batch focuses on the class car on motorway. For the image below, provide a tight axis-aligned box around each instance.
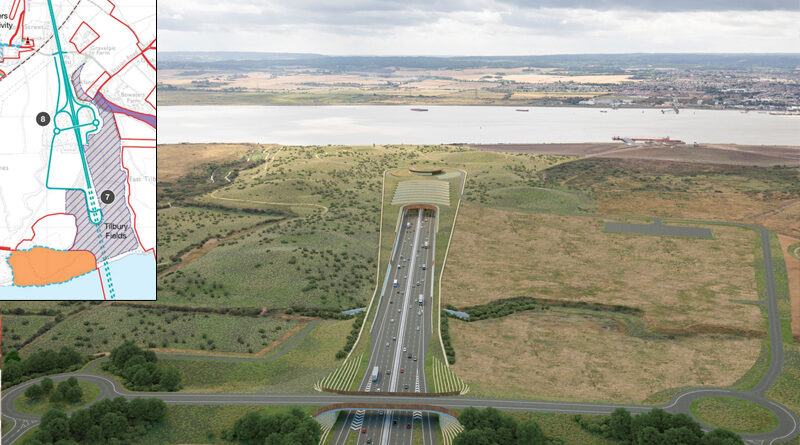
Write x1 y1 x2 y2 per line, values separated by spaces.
414 355 417 361
407 423 412 429
386 342 390 347
393 419 398 425
400 368 404 373
403 346 407 352
362 428 366 434
367 439 372 444
386 369 391 375
405 383 409 389
391 319 394 323
408 353 412 358
416 326 419 331
379 410 384 416
393 336 396 341
398 308 401 312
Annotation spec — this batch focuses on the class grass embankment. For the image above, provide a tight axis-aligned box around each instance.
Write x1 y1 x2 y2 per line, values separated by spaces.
162 318 351 393
13 381 100 415
690 397 778 434
21 304 298 356
0 302 95 353
139 405 318 444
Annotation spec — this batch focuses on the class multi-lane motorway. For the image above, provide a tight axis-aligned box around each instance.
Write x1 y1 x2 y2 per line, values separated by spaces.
330 207 437 445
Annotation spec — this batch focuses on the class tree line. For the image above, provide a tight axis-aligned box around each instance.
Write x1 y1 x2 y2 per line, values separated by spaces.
21 397 167 445
2 347 86 387
453 407 744 445
221 408 321 444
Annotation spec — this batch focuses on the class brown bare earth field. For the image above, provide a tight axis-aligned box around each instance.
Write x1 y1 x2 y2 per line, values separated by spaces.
472 143 800 166
778 235 800 340
157 143 262 181
443 204 763 334
449 311 761 403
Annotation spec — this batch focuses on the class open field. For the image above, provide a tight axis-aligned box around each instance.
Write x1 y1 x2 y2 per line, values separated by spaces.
157 205 279 263
506 412 616 445
1 315 55 352
443 205 763 333
449 311 760 403
163 318 351 393
20 304 299 356
690 397 778 434
140 405 318 444
13 381 100 415
532 157 800 236
157 143 264 182
472 143 800 167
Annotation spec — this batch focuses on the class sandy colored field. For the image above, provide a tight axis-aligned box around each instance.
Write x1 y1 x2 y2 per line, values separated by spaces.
450 311 761 403
442 204 763 333
157 143 261 181
779 235 800 340
503 74 637 84
510 92 606 99
473 143 800 167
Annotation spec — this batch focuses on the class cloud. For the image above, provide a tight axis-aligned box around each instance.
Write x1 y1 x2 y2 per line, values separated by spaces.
158 0 800 54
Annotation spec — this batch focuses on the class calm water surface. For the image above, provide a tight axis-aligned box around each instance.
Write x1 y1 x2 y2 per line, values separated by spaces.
158 106 799 146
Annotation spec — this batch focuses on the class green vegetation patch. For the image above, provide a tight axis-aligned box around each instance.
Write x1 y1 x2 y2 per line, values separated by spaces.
0 314 56 352
690 397 778 434
484 186 593 214
157 205 279 264
140 405 318 444
163 319 350 393
788 242 800 260
15 380 99 415
24 304 298 356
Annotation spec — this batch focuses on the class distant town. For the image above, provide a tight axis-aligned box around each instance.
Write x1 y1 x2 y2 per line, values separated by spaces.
157 52 800 111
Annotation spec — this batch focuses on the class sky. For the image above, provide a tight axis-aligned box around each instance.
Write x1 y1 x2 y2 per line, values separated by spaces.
159 0 800 55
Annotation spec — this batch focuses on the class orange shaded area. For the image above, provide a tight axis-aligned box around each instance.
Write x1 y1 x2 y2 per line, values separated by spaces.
8 247 96 287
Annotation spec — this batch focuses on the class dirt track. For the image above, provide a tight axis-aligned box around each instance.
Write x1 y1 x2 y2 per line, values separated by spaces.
471 143 800 166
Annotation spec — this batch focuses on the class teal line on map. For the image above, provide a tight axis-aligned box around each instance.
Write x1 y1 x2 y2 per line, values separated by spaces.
44 0 103 226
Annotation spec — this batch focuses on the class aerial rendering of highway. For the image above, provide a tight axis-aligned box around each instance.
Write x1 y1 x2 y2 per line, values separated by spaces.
330 207 438 444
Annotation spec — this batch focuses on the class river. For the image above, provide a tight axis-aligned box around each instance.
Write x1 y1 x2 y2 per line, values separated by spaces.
158 105 798 146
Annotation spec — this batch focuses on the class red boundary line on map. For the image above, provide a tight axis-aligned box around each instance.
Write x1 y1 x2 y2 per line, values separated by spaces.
14 213 78 250
69 21 100 54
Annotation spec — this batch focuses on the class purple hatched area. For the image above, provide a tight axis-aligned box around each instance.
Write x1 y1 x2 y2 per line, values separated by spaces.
65 66 139 260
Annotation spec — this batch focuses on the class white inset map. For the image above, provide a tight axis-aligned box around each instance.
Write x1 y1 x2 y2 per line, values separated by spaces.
0 0 155 299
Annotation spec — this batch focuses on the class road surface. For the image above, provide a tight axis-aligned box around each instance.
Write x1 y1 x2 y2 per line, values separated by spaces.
329 207 437 445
